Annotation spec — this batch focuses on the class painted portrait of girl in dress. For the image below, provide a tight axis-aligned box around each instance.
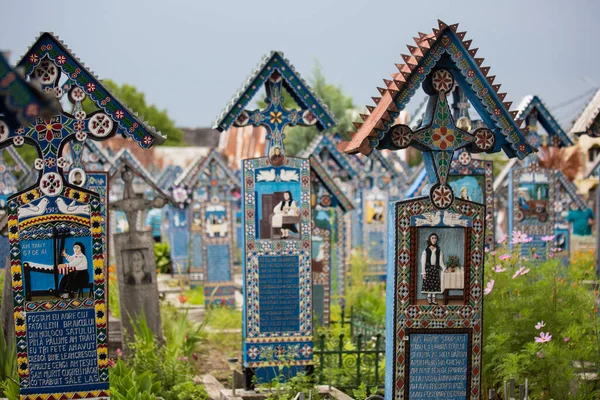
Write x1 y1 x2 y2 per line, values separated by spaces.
253 166 301 240
415 228 468 306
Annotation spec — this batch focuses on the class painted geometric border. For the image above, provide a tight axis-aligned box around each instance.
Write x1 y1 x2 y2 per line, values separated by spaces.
391 197 484 400
8 185 109 397
312 225 331 324
242 156 312 368
509 164 555 236
449 158 495 249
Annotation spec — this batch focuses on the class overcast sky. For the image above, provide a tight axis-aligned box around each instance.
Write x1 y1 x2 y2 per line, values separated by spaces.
1 0 598 131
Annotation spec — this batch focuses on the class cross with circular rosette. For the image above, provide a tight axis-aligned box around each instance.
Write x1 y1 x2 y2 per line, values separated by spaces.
0 34 161 198
232 69 318 159
387 68 495 209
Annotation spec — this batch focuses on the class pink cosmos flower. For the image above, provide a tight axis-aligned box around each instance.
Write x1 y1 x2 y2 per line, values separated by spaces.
541 235 555 242
536 351 544 358
533 253 539 259
511 230 529 244
497 234 508 244
522 236 533 243
116 348 123 357
491 251 497 256
492 265 507 273
535 321 546 330
512 267 530 279
535 332 552 343
485 247 489 253
564 337 570 343
499 253 511 261
549 253 554 258
484 279 495 295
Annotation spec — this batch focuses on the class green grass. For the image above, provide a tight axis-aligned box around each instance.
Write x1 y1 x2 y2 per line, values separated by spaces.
183 286 205 305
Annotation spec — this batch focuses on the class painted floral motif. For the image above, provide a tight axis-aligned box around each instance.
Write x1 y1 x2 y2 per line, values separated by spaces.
35 116 62 142
270 111 283 124
458 150 472 165
391 124 412 148
34 159 44 170
56 157 68 169
88 113 113 137
44 158 56 168
432 69 454 93
40 172 63 196
0 121 9 142
33 59 59 84
431 184 454 209
474 128 495 150
13 136 24 146
431 126 456 150
247 346 259 359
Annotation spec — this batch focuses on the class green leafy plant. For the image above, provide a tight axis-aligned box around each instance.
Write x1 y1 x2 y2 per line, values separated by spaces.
0 324 19 400
118 308 207 400
483 245 600 398
154 242 172 274
109 359 160 400
446 255 460 271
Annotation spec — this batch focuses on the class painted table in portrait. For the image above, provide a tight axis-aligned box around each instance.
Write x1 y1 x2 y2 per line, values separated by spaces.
2 33 163 400
175 149 239 306
337 21 535 399
214 51 335 384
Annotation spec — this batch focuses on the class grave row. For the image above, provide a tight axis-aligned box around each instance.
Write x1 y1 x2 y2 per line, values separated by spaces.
1 20 600 400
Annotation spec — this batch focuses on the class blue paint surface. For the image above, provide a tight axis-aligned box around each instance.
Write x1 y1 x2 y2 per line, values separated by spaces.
409 333 469 399
258 255 300 333
367 230 385 262
24 308 102 394
207 244 231 282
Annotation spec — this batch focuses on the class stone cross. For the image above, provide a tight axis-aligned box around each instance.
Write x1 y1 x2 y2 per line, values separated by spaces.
110 165 166 231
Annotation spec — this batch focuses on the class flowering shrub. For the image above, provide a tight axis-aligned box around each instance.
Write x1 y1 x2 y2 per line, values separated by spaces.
483 231 600 398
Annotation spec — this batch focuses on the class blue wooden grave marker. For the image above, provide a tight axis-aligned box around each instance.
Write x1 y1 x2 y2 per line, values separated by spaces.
300 135 359 298
337 21 535 400
2 33 163 400
214 51 335 384
175 149 239 305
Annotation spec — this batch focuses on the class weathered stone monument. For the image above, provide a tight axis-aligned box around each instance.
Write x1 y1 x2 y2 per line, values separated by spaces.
337 21 535 399
175 149 239 305
109 149 172 343
2 33 163 400
214 51 335 384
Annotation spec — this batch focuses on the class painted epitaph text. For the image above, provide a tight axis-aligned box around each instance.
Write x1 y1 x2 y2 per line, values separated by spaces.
408 332 470 399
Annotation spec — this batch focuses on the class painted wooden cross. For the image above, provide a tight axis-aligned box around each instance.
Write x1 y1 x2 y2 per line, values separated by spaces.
383 69 498 209
214 51 334 158
0 33 163 400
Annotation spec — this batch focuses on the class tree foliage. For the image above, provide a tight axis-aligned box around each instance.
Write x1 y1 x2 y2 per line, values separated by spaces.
92 79 185 146
14 79 185 166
